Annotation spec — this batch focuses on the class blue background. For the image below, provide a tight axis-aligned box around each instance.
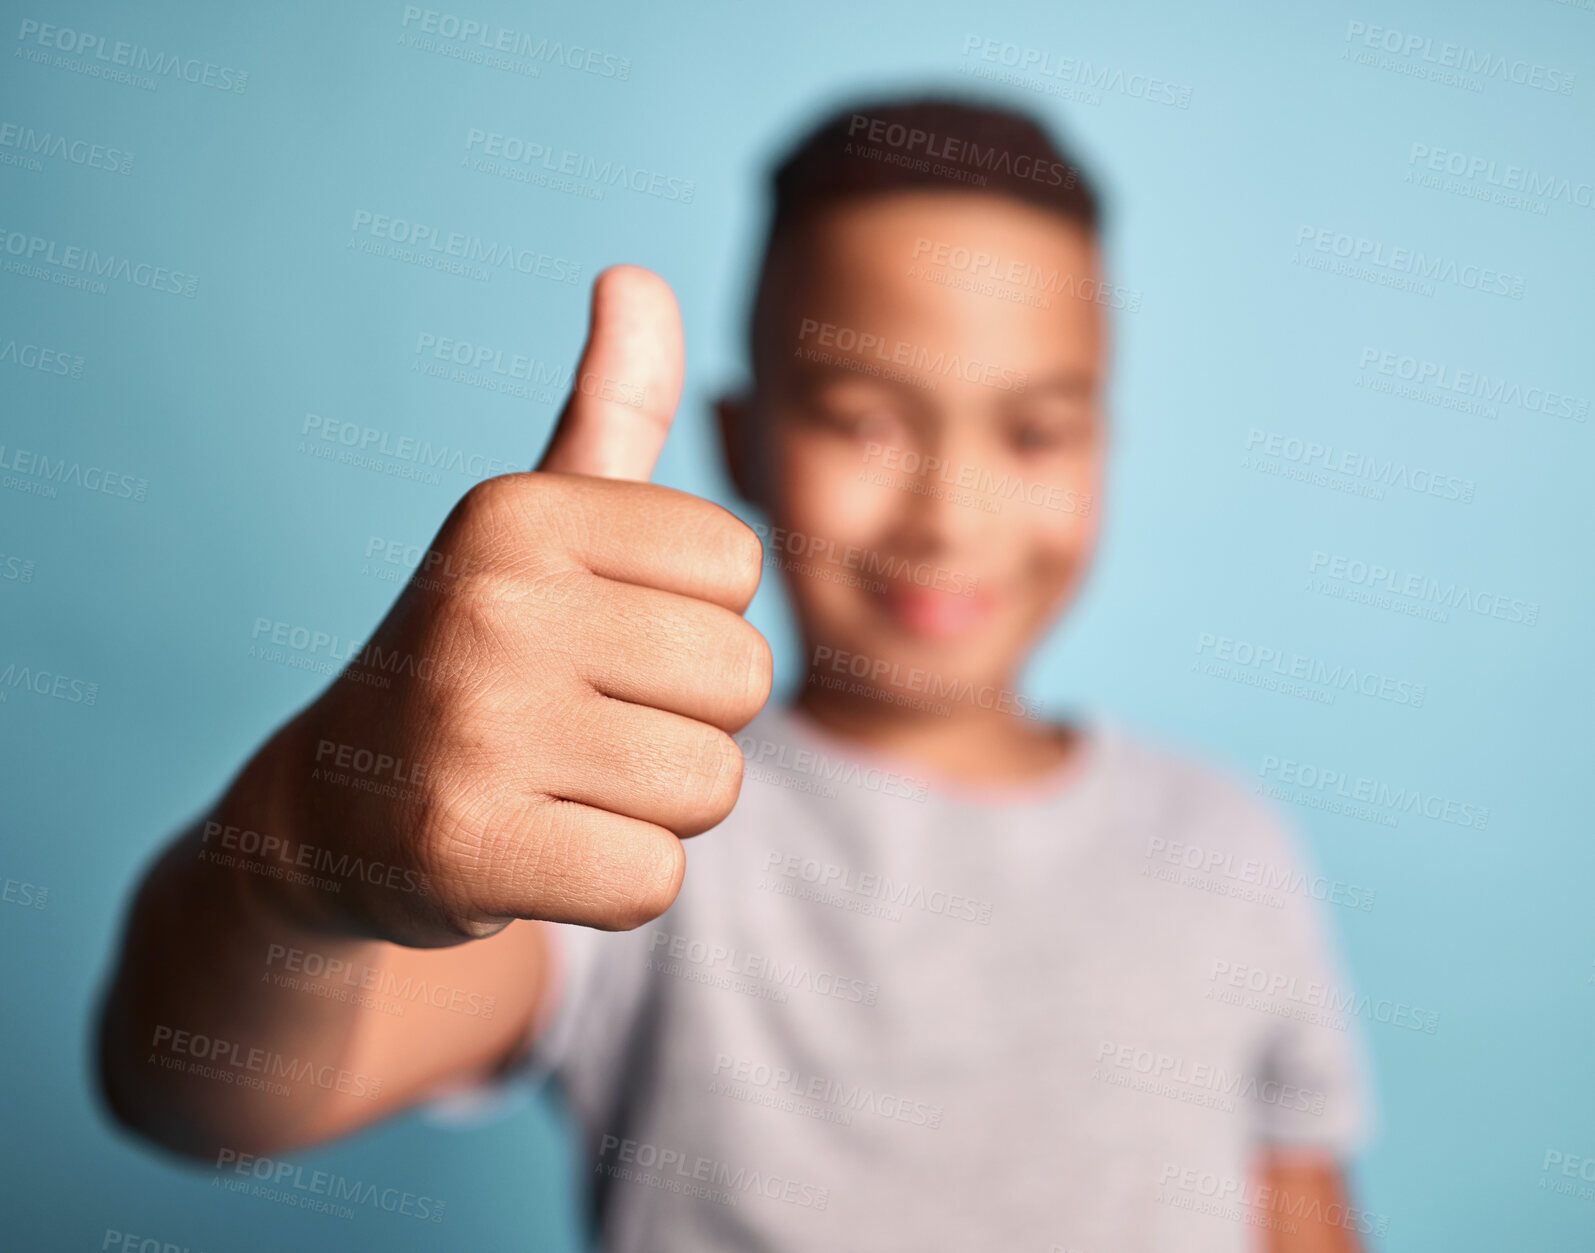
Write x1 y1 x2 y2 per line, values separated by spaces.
2 0 1592 1248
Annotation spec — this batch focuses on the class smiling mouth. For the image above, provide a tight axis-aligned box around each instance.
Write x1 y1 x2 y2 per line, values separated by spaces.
875 582 998 640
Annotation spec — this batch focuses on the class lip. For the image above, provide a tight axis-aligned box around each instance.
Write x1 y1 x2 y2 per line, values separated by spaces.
875 582 999 640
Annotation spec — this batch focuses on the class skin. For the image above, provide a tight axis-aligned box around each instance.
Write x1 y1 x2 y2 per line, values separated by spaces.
98 267 772 1154
722 191 1106 785
98 200 1363 1250
1258 1151 1370 1252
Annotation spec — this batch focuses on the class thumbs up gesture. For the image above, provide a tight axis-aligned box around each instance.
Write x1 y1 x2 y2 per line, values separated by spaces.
273 267 772 945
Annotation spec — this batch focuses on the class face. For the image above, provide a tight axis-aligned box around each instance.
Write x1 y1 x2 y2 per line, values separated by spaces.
726 191 1108 697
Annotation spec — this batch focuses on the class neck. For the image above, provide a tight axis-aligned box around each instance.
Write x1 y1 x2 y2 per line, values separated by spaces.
795 669 1079 786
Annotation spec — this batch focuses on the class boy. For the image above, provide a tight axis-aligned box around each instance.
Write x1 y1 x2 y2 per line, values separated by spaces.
98 97 1371 1251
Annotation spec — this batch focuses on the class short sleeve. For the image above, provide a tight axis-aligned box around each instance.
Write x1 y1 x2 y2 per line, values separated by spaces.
1245 820 1376 1158
419 919 655 1128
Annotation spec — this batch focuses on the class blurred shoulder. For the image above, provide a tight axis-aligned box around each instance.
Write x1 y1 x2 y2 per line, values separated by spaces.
1096 718 1302 860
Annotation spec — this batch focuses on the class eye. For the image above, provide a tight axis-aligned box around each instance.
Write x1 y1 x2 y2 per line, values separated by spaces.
808 403 901 440
1008 411 1095 453
1010 424 1058 452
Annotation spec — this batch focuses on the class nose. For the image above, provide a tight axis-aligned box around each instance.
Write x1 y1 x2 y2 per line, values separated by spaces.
879 428 1005 564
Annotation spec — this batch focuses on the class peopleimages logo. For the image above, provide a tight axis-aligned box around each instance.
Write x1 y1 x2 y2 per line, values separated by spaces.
1294 225 1525 298
740 738 931 803
362 533 482 590
1541 1150 1595 1201
1092 1040 1326 1115
1208 959 1440 1034
810 644 1042 720
1357 346 1589 422
647 931 879 1006
1 875 48 910
463 129 695 201
199 820 433 896
149 1025 383 1100
0 337 85 378
861 443 1091 515
399 8 631 78
710 1053 944 1129
412 332 572 391
908 236 1142 311
846 112 1078 187
1143 836 1378 913
748 521 980 597
1408 144 1595 210
0 553 37 583
958 36 1195 109
212 1149 446 1222
14 18 250 93
0 443 149 501
0 659 97 705
1342 20 1575 95
1193 632 1426 707
797 318 1028 392
0 121 134 174
1256 754 1489 830
349 210 581 284
760 851 993 924
1158 1162 1392 1237
597 1135 830 1210
299 411 520 483
1243 428 1474 503
1308 550 1539 625
264 943 496 1019
0 224 199 296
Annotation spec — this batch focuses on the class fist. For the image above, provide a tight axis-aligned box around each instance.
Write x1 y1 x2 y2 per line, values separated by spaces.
283 267 772 944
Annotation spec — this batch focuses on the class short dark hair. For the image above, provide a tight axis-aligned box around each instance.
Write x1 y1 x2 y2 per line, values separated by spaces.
770 95 1099 235
749 95 1101 372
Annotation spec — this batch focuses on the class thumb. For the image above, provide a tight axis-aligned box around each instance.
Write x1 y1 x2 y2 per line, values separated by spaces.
535 264 685 481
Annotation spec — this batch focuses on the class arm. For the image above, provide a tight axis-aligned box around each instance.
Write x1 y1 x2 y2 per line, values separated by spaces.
94 266 770 1162
1257 1150 1366 1253
96 709 551 1160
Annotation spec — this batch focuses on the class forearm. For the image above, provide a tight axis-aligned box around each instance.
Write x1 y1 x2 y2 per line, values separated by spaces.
1261 1152 1365 1253
97 716 550 1161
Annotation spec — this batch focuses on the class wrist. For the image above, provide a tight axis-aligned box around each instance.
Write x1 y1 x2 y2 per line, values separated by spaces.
206 706 365 941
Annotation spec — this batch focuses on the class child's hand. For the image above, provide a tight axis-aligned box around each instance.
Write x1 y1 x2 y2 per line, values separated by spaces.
270 266 772 946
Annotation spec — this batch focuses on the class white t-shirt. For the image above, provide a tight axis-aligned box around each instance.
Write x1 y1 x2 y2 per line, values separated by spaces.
510 705 1371 1251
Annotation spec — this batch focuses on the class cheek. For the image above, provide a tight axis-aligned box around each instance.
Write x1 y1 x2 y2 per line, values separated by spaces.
774 427 896 544
1015 456 1102 595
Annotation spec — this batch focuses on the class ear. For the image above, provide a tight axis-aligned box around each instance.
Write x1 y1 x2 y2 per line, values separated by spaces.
714 389 764 508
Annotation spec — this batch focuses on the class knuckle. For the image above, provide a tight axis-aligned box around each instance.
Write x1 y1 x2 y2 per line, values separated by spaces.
607 830 686 930
452 472 570 557
716 511 766 603
684 726 744 826
440 476 525 568
734 623 775 721
456 472 526 529
412 789 498 917
460 794 606 926
513 797 583 893
703 616 771 727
